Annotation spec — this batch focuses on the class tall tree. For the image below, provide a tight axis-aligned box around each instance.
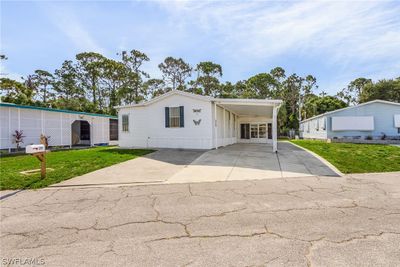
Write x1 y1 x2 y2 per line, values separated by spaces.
217 81 239 98
75 52 106 111
158 57 192 90
302 94 347 119
118 49 150 104
191 61 222 96
54 60 82 101
102 58 127 114
359 78 400 103
280 73 316 130
30 70 55 105
269 67 286 95
0 78 34 105
246 73 277 99
337 77 372 105
144 78 167 98
53 60 91 111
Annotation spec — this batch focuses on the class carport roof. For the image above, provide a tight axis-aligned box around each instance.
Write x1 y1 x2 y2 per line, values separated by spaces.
213 98 282 117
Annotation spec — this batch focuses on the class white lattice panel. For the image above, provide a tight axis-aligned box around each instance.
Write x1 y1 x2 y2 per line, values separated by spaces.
103 118 110 142
62 114 72 146
19 109 42 146
1 105 115 149
0 107 9 140
0 107 11 149
92 117 102 144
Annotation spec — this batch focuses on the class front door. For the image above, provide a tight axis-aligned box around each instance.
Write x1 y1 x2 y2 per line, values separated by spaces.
240 124 250 139
267 123 272 139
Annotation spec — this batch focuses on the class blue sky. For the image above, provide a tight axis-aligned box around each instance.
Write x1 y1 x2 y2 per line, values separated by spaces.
1 0 400 95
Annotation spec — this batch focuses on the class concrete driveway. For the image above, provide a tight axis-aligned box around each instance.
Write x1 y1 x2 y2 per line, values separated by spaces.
1 172 400 266
168 142 338 183
52 142 338 187
53 149 205 187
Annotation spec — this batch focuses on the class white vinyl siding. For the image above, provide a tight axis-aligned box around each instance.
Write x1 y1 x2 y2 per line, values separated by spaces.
118 94 213 149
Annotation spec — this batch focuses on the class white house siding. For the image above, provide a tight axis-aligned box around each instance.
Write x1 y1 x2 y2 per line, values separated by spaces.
118 94 214 149
327 102 400 138
300 101 400 140
300 116 328 140
0 105 114 150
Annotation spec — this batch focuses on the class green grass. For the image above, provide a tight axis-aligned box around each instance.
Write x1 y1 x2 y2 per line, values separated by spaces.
0 147 154 190
291 140 400 174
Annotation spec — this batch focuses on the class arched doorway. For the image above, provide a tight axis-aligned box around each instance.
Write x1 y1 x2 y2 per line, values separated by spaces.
71 120 91 146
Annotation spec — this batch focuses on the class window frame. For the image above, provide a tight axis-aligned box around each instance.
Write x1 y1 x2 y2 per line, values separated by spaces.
169 107 181 128
258 123 267 138
122 114 129 132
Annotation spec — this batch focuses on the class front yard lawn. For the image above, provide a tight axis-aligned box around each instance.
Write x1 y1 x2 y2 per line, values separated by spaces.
291 140 400 173
0 147 154 190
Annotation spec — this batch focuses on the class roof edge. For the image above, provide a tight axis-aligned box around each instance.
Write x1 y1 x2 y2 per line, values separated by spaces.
115 90 213 109
115 90 283 109
0 102 117 119
300 99 400 123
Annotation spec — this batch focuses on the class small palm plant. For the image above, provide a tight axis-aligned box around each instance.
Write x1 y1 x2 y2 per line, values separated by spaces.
12 130 25 150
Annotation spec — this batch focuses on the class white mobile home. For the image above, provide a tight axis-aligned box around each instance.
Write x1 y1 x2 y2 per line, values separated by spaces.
300 100 400 140
116 90 282 152
0 103 118 150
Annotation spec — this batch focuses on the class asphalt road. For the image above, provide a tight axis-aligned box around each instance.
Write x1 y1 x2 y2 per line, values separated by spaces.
1 172 400 266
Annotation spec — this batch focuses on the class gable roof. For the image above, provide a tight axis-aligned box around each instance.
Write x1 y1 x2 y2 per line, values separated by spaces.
115 90 213 109
115 89 282 109
0 102 117 118
300 99 400 123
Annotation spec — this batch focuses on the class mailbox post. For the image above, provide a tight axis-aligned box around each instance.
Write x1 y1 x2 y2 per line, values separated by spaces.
26 145 47 179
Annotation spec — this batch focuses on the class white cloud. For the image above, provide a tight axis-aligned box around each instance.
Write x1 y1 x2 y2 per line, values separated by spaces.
159 1 400 60
154 0 400 92
0 62 23 81
40 3 105 54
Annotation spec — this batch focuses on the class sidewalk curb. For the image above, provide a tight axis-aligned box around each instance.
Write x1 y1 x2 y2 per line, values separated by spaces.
287 141 345 177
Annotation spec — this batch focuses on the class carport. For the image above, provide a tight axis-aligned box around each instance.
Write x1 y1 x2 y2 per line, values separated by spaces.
213 98 282 152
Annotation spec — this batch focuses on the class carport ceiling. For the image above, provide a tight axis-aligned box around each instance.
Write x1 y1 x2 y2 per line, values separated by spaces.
218 104 274 117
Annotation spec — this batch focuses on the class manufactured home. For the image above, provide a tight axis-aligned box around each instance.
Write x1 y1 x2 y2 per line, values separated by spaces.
0 103 118 150
116 90 282 152
300 100 400 140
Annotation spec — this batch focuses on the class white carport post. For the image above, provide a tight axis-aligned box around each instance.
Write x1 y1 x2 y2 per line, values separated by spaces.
272 105 278 153
214 102 218 149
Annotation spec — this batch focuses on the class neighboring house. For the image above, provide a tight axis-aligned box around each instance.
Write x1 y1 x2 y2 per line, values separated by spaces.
299 100 400 140
0 102 118 151
115 90 283 151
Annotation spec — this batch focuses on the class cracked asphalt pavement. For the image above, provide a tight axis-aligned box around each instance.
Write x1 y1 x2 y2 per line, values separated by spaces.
1 172 400 266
